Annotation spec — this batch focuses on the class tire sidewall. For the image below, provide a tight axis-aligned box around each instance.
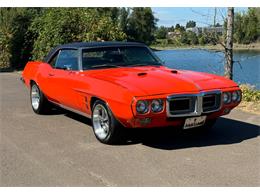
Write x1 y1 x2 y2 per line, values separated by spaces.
91 100 118 144
30 83 44 114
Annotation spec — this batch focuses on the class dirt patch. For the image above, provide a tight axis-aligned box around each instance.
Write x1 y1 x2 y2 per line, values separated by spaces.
237 101 260 115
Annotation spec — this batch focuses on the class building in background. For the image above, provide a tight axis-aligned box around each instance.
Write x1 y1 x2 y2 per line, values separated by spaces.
186 26 224 35
167 31 182 39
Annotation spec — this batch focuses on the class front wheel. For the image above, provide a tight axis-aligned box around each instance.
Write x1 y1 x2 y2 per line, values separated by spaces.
30 83 50 114
91 100 124 144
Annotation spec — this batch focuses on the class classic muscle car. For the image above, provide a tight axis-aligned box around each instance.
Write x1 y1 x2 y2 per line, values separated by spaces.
22 42 241 144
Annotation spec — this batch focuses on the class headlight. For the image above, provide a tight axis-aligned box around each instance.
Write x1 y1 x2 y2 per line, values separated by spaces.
232 91 238 102
223 92 231 104
136 100 149 114
151 99 164 112
232 90 241 102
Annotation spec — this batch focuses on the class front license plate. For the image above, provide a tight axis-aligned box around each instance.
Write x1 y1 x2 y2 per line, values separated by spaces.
183 116 207 129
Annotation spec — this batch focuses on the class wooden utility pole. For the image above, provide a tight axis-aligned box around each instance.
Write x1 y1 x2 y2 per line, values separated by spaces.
224 7 234 80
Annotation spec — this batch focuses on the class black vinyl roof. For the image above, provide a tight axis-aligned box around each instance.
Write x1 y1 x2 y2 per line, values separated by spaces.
58 41 145 48
43 41 146 62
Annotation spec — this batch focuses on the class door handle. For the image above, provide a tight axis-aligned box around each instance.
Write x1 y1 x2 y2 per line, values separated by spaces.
48 73 55 76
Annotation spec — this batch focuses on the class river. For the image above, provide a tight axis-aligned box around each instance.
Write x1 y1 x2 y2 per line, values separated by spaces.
155 49 260 89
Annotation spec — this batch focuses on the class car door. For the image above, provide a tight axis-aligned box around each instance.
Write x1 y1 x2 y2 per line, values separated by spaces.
47 49 80 108
41 50 61 103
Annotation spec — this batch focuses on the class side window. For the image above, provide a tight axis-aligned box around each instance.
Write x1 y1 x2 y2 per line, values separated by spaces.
55 49 78 70
49 51 59 68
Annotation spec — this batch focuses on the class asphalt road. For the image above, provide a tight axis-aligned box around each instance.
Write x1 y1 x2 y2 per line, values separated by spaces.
0 72 259 186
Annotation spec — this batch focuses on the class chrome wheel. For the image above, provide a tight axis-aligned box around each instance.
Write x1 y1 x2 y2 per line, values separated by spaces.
31 85 40 110
92 104 110 140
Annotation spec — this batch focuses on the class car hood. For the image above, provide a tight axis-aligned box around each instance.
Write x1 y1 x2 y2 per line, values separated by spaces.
83 66 238 97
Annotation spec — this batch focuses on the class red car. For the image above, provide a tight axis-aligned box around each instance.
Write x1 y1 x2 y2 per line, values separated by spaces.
22 42 241 144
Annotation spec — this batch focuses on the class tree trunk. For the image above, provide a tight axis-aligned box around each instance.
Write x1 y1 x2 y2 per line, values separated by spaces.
224 7 234 80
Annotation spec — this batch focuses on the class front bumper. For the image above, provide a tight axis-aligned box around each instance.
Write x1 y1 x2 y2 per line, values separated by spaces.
123 87 241 128
126 102 238 128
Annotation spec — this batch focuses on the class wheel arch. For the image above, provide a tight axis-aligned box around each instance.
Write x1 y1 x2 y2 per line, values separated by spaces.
29 80 42 91
89 96 129 128
90 96 102 111
30 80 36 86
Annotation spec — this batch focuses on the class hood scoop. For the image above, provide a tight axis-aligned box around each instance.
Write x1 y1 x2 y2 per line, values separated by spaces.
171 70 178 74
137 72 147 77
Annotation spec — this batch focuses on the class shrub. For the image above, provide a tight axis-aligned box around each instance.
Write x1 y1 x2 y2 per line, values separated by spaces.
240 84 260 102
29 8 127 60
0 8 128 68
0 8 41 69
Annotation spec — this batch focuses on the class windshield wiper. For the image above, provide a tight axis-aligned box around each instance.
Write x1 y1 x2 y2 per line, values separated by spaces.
90 64 122 69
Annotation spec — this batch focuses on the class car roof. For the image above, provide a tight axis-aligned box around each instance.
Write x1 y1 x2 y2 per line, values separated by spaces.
43 41 146 62
58 41 145 48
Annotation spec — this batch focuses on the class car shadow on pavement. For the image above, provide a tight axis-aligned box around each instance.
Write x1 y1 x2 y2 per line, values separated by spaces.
45 106 67 115
128 117 260 150
61 110 259 150
64 110 92 125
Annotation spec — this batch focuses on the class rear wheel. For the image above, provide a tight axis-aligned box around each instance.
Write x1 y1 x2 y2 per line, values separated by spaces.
30 82 50 114
91 100 124 144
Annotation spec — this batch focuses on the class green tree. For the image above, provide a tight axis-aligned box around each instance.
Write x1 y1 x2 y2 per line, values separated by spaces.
215 23 221 27
167 25 175 32
155 26 167 39
0 8 16 69
234 13 244 43
127 8 157 45
198 34 208 45
187 31 198 45
30 8 126 60
97 7 120 24
175 23 181 29
186 20 196 28
234 8 259 44
179 32 190 44
175 24 185 32
255 8 260 41
119 8 129 33
1 7 160 68
110 7 120 24
244 8 258 43
0 8 40 69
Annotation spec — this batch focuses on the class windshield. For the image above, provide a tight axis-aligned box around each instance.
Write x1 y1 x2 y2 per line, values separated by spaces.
82 46 162 70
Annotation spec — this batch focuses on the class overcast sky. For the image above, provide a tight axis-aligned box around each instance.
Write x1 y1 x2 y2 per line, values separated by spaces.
152 7 248 27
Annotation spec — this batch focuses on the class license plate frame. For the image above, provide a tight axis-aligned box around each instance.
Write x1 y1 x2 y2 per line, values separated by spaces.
183 116 207 129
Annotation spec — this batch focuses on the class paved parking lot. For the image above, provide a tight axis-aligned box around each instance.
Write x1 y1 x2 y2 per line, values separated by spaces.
0 72 259 186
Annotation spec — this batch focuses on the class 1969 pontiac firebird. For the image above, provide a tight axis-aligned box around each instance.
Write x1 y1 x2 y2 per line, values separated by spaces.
22 42 241 144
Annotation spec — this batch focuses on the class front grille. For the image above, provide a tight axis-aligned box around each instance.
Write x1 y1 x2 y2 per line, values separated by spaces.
202 93 221 112
168 96 196 115
167 90 222 117
203 95 215 107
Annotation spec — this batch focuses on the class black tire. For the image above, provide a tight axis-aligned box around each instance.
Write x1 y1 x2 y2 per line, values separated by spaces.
91 100 124 144
30 82 51 114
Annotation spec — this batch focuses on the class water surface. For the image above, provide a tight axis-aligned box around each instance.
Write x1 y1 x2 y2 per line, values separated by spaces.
155 49 260 89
